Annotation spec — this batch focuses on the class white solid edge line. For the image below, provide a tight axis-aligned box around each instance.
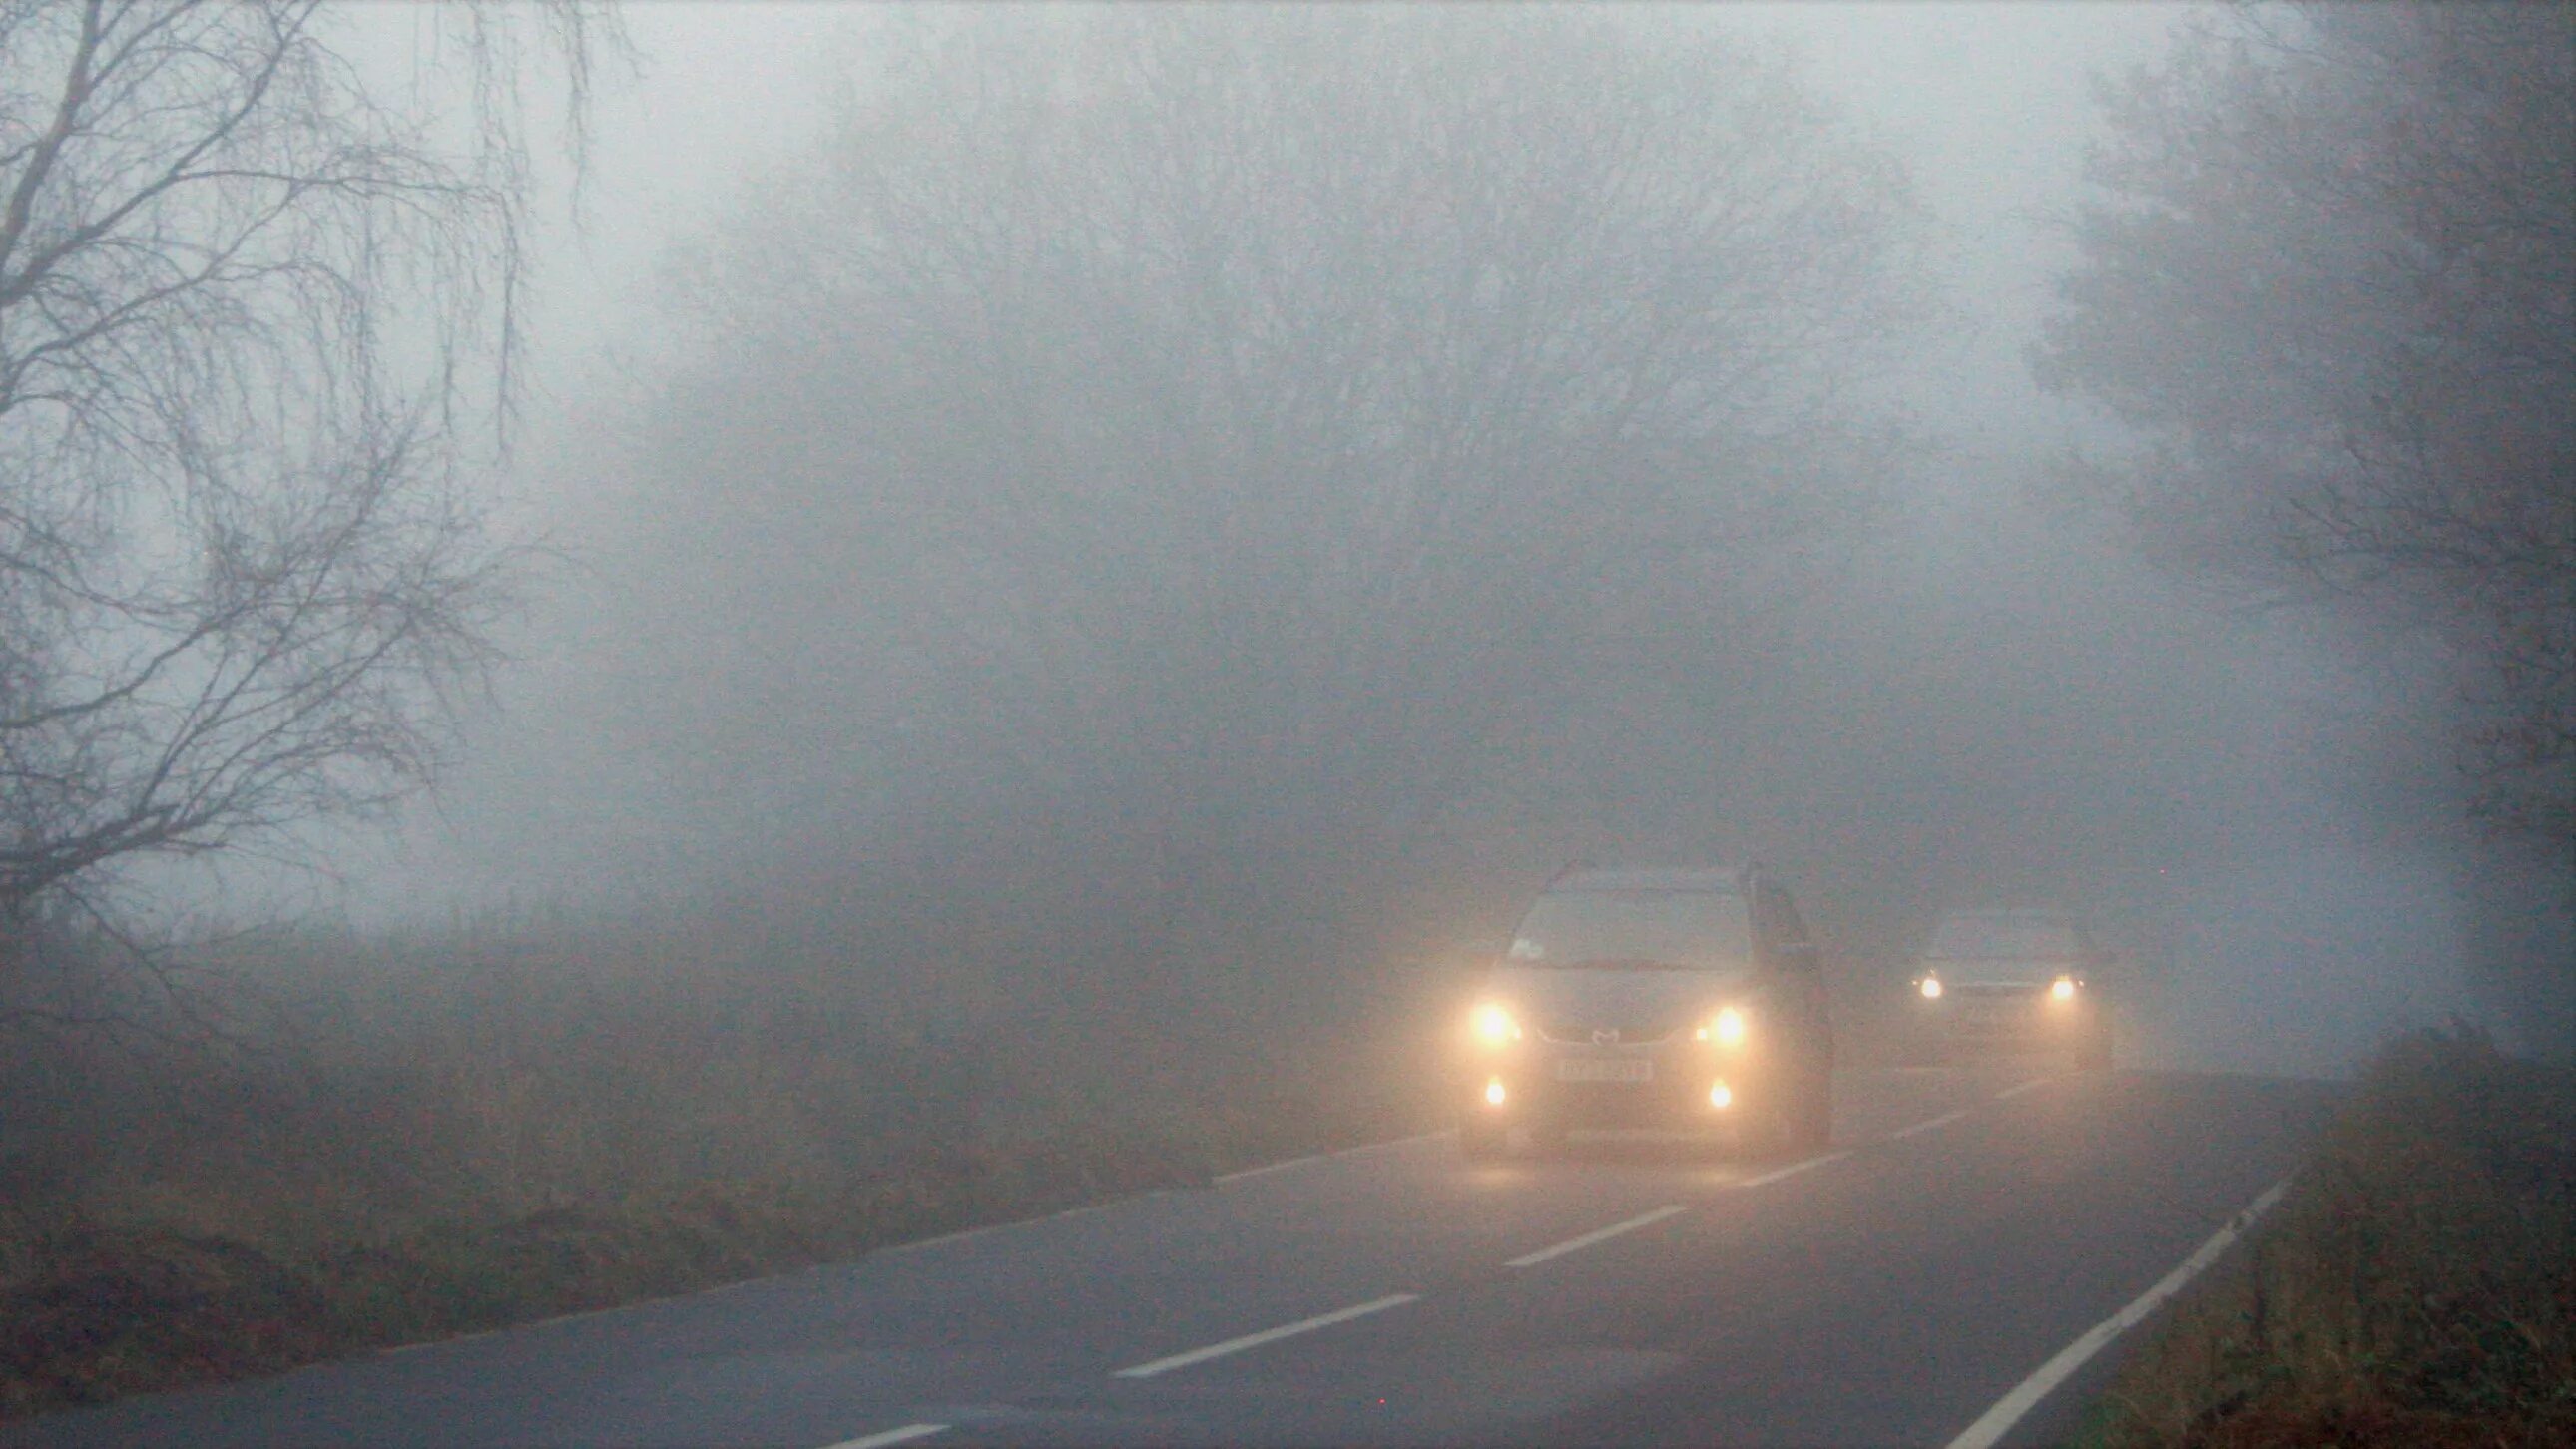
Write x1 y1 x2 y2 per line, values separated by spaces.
877 1222 1006 1255
1504 1205 1690 1268
1942 1178 2294 1449
1215 1129 1446 1185
1995 1076 2055 1101
1113 1293 1420 1378
1215 1152 1329 1184
892 1129 1443 1251
1336 1130 1451 1157
1737 1150 1852 1189
1889 1108 1974 1142
822 1424 949 1449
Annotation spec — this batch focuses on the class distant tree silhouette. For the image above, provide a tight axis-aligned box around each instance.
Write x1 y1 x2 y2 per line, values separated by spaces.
2038 2 2575 850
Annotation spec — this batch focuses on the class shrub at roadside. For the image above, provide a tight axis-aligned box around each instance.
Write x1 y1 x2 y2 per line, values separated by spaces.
2 1141 1142 1419
0 1084 1422 1421
2082 1026 2576 1449
0 918 1441 1421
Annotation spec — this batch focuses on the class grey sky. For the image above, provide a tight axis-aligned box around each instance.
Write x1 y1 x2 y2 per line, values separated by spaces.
368 2 2206 912
287 3 2504 1076
518 4 2188 446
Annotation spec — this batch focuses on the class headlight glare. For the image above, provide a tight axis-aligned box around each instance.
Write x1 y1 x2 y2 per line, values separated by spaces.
1471 1002 1522 1047
1919 976 1943 1000
1714 1006 1747 1047
2051 976 2077 1003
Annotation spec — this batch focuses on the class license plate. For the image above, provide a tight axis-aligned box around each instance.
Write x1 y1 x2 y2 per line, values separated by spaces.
1557 1057 1652 1084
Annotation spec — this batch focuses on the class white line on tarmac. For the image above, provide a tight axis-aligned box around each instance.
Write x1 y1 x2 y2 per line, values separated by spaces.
823 1425 949 1449
1737 1150 1853 1189
1942 1178 2294 1449
1215 1152 1329 1184
1050 1194 1158 1223
382 1327 501 1355
877 1222 1008 1255
1335 1130 1451 1158
1994 1076 2055 1101
1888 1108 1974 1141
1215 1129 1446 1185
893 1130 1445 1253
1504 1205 1690 1268
1113 1294 1421 1378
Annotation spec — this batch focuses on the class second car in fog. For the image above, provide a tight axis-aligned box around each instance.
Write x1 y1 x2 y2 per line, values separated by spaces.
1906 906 2115 1070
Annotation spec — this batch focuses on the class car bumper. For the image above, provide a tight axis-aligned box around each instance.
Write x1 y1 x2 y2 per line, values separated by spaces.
1459 1040 1785 1130
1913 994 2099 1049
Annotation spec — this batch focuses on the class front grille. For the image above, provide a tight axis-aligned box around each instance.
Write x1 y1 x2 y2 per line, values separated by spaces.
1947 989 2044 1036
1535 1022 1682 1046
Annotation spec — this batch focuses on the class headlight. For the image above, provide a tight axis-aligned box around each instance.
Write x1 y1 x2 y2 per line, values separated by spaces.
1919 976 1943 1000
1709 1080 1733 1109
1471 1002 1522 1047
2051 976 2077 1003
1694 1007 1746 1043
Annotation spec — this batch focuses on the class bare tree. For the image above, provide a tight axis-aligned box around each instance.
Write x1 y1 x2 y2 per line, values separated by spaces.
2036 2 2575 846
0 0 613 1027
621 7 1932 988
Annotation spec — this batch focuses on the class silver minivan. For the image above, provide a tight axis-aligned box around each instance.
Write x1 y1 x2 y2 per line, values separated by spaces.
1455 865 1835 1160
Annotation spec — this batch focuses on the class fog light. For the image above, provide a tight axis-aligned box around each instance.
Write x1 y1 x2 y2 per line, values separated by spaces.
1484 1077 1507 1107
2051 976 2077 1003
1920 976 1943 1000
1709 1080 1733 1110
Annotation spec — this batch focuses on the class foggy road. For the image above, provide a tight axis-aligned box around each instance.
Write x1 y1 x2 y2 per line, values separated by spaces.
5 5 2563 1447
6 1065 2334 1449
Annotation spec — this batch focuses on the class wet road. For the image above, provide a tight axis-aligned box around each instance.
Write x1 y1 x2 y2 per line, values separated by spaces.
5 1064 2333 1448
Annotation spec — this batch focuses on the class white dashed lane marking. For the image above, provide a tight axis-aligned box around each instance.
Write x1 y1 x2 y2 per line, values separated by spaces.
1889 1108 1974 1141
1113 1294 1422 1379
823 1424 948 1449
1738 1150 1853 1188
1504 1205 1690 1268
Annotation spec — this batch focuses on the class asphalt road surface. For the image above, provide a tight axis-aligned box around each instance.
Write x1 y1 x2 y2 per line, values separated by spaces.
6 1064 2335 1448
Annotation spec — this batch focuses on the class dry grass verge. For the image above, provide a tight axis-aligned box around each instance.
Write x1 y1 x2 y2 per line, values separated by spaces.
0 1086 1422 1421
2079 1026 2576 1449
4 1138 1157 1418
0 916 1441 1422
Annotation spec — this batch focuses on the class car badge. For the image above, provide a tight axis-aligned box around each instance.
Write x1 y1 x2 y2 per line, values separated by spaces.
1592 1028 1620 1045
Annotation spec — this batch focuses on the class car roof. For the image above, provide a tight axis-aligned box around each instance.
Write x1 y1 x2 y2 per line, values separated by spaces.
1547 866 1746 894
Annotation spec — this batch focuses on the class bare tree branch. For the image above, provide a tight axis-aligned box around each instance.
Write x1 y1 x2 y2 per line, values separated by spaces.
1 0 622 1033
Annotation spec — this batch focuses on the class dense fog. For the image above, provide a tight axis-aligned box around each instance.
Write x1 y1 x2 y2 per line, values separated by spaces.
7 9 2570 1435
65 3 2575 1073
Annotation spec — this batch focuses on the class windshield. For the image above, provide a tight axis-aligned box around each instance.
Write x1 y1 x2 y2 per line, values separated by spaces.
1506 888 1754 971
1924 913 2080 961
